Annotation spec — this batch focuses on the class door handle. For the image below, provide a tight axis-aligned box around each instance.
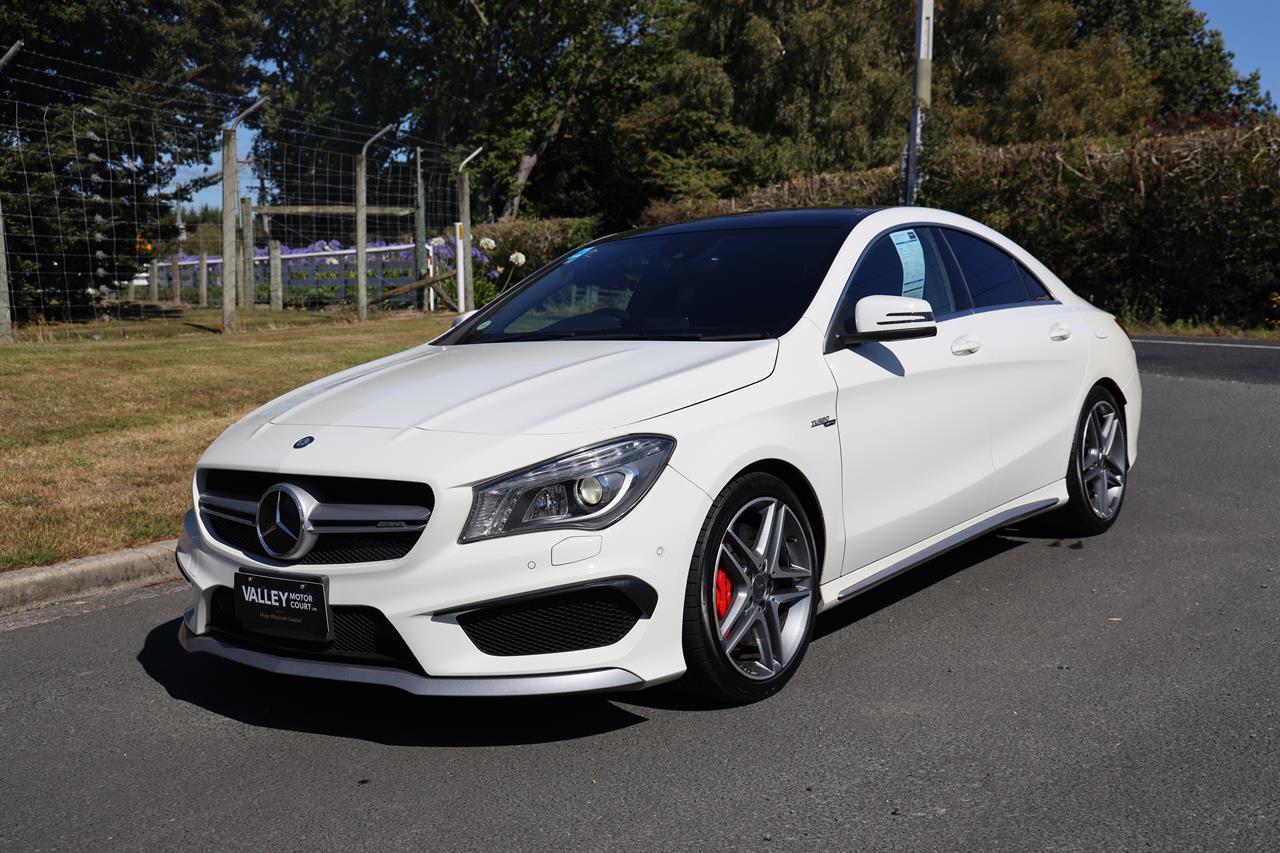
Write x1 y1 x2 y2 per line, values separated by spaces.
951 335 982 356
1049 323 1073 341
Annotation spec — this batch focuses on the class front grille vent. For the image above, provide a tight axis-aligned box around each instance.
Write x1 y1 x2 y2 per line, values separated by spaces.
458 587 644 656
197 468 432 566
207 586 421 672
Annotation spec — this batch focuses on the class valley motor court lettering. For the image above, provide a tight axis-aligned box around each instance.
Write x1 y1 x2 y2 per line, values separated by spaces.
241 582 318 624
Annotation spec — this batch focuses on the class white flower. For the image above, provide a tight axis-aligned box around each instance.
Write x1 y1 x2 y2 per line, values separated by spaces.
509 251 527 267
429 236 445 247
478 237 496 251
497 266 505 274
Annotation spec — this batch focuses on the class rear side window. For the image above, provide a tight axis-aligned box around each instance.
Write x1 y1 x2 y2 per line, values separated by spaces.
839 227 962 321
941 229 1028 308
1018 263 1055 301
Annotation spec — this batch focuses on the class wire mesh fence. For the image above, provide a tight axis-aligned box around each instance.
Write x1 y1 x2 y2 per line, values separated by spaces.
0 45 462 340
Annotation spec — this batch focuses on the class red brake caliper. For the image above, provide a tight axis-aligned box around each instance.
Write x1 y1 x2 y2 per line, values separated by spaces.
714 560 734 623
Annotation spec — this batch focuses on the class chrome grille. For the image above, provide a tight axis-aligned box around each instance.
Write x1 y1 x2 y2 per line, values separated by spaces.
198 469 433 566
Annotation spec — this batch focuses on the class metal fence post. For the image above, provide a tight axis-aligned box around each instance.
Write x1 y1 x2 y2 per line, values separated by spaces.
220 128 238 332
0 193 11 344
456 147 482 312
219 96 266 332
239 196 254 309
414 147 428 311
269 239 283 310
198 253 208 307
357 123 395 322
454 221 466 312
149 258 159 302
170 253 182 306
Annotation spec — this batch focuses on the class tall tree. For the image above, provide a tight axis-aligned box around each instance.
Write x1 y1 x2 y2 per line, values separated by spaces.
0 1 261 314
1077 0 1273 119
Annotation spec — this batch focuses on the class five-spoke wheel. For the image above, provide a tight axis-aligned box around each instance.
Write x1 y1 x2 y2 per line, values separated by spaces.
682 472 818 703
1051 384 1129 535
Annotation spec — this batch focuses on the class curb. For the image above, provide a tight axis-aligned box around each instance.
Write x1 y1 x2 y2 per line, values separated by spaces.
0 539 181 616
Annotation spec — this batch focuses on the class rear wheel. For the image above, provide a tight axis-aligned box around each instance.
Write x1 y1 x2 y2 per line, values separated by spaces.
1051 385 1129 536
681 473 818 704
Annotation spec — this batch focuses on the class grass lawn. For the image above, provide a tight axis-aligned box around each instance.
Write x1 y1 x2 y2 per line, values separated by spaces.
0 308 452 572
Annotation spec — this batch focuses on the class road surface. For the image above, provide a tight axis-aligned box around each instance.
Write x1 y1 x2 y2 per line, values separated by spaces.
1 336 1277 851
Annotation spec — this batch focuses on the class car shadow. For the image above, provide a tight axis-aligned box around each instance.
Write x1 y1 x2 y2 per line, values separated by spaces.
626 531 1033 713
137 618 649 747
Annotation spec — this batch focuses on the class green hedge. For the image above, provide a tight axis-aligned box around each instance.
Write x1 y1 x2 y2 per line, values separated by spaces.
635 124 1280 329
919 124 1280 328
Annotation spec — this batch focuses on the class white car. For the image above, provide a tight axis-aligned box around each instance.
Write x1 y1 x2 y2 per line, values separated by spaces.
177 207 1140 703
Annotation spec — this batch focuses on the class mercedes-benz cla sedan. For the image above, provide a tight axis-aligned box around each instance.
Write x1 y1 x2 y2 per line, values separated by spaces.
176 207 1141 703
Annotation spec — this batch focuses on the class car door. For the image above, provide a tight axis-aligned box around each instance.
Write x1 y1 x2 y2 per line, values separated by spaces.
937 228 1090 503
824 226 1000 575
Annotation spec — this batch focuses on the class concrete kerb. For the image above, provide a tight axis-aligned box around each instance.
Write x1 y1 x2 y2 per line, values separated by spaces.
0 540 180 616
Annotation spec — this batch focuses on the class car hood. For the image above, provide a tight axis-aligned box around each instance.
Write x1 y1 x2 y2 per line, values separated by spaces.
265 339 778 435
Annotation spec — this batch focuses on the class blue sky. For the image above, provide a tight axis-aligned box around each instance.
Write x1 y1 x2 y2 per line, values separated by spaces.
1191 0 1275 100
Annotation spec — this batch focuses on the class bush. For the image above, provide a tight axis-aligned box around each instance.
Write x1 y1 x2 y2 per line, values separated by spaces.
633 123 1280 329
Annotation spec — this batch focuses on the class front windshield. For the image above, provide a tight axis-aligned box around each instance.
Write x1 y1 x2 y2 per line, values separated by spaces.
456 227 847 342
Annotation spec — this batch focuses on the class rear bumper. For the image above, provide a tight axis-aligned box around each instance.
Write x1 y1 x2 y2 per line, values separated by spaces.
178 620 644 697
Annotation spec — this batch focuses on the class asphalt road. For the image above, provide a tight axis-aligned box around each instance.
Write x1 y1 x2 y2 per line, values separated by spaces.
2 337 1278 851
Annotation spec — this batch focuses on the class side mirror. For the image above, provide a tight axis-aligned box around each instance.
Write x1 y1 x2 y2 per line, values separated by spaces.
450 309 478 328
836 295 937 346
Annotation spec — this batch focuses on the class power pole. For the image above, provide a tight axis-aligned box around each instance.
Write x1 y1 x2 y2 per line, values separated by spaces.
220 96 267 333
904 0 934 205
456 146 483 312
356 123 395 322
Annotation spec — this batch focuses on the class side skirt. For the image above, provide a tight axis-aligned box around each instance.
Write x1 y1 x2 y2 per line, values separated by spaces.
820 483 1066 609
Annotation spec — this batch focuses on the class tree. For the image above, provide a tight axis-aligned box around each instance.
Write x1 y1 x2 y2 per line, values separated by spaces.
0 1 261 315
1077 0 1273 119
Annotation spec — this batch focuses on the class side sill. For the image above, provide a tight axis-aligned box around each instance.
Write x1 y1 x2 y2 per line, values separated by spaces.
836 498 1059 601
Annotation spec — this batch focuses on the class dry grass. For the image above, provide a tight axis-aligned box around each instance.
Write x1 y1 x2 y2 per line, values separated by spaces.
0 309 452 571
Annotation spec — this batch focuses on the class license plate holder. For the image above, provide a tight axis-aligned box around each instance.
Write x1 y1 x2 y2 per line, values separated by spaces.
233 569 332 642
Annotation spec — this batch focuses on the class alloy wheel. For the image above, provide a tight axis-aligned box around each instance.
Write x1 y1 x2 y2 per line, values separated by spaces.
712 497 815 680
1078 399 1127 520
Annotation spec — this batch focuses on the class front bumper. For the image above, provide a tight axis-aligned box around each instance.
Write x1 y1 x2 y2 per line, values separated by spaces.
177 464 712 695
178 622 644 696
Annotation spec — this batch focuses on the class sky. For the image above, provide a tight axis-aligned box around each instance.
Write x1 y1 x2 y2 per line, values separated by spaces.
1191 0 1276 100
184 2 1275 211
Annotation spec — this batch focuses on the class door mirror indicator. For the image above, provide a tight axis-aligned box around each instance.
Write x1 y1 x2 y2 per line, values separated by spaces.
835 295 938 347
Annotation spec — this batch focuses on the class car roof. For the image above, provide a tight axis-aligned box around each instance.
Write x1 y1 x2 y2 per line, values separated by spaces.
611 208 879 240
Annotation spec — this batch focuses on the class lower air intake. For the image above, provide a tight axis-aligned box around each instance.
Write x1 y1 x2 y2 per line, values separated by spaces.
457 586 646 657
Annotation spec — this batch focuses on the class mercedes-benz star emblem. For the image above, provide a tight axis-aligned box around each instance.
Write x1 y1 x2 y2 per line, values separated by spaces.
255 484 318 560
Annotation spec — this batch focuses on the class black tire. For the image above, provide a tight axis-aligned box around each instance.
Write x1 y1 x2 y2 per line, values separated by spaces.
1048 384 1129 536
680 472 819 705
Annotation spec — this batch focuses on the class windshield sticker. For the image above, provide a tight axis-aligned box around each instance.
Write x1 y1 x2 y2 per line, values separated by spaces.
564 247 594 264
890 230 926 299
476 320 492 330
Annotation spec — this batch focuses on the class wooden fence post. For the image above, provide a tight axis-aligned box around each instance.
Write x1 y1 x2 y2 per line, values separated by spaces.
239 196 254 309
269 240 283 310
198 253 208 307
0 194 11 344
170 254 182 306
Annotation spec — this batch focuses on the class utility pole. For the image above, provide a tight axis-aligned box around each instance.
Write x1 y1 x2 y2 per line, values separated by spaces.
456 146 483 312
220 96 267 333
356 123 395 322
904 0 934 205
0 41 25 344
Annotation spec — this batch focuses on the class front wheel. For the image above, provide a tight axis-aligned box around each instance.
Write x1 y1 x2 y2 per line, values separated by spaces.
680 473 818 704
1050 385 1129 536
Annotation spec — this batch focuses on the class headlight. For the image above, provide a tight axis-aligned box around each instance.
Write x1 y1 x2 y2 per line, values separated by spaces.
460 435 676 543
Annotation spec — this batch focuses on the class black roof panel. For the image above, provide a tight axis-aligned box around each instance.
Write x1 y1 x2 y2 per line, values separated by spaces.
612 208 877 239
